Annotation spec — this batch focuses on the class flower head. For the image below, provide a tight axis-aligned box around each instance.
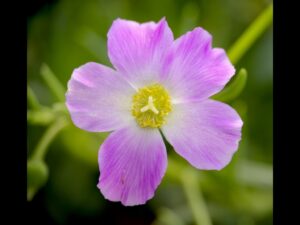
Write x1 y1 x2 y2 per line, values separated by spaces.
66 18 243 206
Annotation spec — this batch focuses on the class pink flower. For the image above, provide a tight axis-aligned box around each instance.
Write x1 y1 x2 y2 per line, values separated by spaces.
66 18 243 206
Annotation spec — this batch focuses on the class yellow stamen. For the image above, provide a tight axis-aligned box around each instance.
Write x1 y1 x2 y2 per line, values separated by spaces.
131 84 172 128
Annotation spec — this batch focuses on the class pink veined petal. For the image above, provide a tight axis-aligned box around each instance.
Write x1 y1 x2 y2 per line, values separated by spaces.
160 27 235 103
162 99 243 170
97 123 167 206
107 17 174 88
66 62 135 132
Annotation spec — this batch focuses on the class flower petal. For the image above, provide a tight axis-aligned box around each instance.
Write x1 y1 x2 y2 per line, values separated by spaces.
97 123 167 206
162 99 242 170
161 28 235 103
66 62 135 132
108 17 173 88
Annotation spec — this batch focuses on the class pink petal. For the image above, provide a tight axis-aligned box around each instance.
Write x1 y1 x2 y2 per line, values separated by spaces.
66 62 135 132
98 123 167 206
162 99 242 170
107 18 173 88
160 28 235 103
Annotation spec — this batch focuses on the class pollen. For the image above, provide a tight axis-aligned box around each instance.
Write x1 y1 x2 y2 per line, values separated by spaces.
132 83 172 128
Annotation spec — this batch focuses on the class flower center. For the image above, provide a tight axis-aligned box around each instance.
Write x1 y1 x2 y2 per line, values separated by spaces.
131 83 172 128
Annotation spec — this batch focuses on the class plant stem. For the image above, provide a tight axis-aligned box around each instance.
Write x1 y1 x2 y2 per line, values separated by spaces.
27 86 41 110
181 168 212 225
154 207 185 225
40 63 66 102
228 3 273 64
31 118 68 161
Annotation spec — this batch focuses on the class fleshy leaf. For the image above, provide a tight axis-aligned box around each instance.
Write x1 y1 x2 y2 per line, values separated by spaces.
27 85 41 110
27 108 55 125
40 63 66 102
27 160 49 201
212 68 247 102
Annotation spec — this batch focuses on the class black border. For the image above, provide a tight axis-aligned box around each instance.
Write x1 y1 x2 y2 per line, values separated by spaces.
2 0 27 222
3 0 298 224
274 0 297 224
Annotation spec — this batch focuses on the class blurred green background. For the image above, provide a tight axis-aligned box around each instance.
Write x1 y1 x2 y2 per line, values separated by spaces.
27 0 273 224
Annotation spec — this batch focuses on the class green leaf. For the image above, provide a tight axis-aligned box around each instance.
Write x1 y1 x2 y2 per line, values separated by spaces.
27 85 41 110
27 108 55 125
40 63 66 102
212 68 247 102
27 160 49 201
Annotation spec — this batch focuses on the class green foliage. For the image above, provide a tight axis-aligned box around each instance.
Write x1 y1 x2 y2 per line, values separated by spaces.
40 64 66 102
27 107 56 125
27 160 49 201
212 68 248 102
